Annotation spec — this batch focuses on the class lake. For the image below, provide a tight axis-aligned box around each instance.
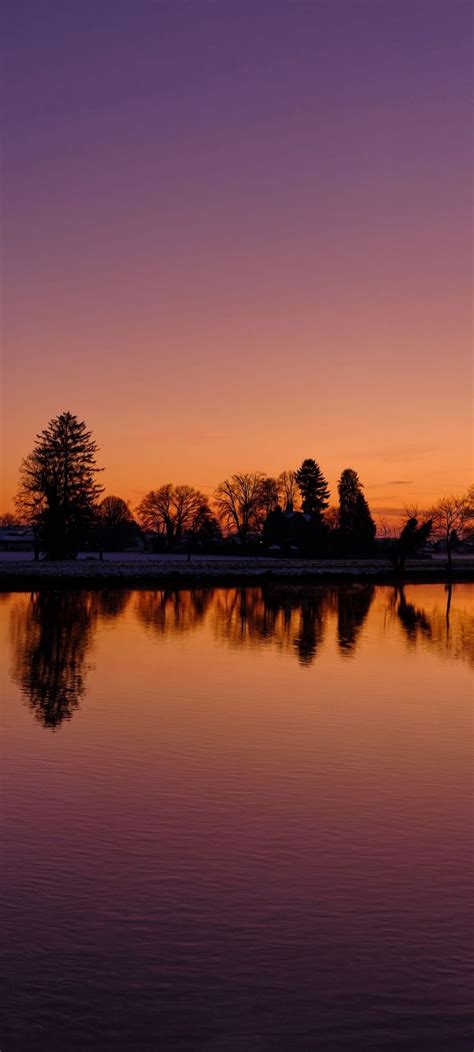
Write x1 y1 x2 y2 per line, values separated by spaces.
0 584 472 1050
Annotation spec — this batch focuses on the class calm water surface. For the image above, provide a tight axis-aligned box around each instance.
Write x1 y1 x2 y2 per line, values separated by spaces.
1 584 472 1050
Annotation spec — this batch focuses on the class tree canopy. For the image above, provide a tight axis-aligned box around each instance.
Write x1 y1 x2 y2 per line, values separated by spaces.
136 484 208 547
337 468 376 550
294 459 329 517
214 473 266 547
429 492 474 572
15 411 103 559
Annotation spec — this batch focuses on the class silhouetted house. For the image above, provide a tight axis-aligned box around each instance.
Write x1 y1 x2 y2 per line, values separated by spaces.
0 527 35 552
263 507 326 555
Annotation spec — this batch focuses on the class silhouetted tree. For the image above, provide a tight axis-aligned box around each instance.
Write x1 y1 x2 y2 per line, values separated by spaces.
97 495 138 551
376 516 393 543
337 468 376 552
192 502 222 546
389 514 432 573
336 585 374 654
295 458 330 517
428 492 474 574
137 484 173 545
137 484 207 548
214 473 266 549
260 477 281 519
324 505 340 531
172 486 208 545
278 470 298 511
99 495 132 528
15 411 103 559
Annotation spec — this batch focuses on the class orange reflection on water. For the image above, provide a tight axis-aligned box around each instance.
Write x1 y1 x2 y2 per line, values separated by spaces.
2 583 472 731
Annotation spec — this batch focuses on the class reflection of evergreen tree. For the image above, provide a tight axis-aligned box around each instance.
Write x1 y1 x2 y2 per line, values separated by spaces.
294 594 326 666
337 586 375 655
10 590 131 729
211 586 373 667
10 591 94 728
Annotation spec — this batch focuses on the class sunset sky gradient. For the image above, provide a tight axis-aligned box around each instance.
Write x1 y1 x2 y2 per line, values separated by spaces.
2 0 472 518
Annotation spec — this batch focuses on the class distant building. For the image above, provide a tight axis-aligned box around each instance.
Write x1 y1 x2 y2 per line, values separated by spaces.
0 527 35 552
263 507 323 555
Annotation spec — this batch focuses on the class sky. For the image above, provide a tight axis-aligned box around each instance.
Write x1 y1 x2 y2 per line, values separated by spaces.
1 0 472 519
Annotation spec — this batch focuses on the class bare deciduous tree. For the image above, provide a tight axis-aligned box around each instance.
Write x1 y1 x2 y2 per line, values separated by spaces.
376 517 394 542
260 477 280 519
428 492 474 574
172 485 208 544
137 484 207 548
99 495 133 528
97 495 137 554
214 473 266 548
278 470 298 511
324 505 340 531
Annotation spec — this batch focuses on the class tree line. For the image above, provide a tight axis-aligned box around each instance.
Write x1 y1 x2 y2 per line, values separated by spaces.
4 410 474 568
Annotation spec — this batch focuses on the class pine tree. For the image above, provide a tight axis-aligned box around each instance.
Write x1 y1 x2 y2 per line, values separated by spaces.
294 459 330 517
337 468 375 551
16 411 103 558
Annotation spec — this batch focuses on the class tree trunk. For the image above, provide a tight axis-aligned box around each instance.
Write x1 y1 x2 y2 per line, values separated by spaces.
166 521 174 551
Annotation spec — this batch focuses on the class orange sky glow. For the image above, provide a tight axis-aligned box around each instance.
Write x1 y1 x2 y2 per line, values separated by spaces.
1 3 472 521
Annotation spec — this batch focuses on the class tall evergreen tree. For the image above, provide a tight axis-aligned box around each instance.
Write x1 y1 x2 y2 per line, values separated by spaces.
294 458 330 517
16 411 103 559
337 468 375 549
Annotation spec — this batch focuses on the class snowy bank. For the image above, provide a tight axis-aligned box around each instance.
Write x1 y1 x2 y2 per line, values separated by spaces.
0 553 473 587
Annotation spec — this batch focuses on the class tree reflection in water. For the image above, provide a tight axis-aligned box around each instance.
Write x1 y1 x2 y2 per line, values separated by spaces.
389 585 474 668
211 585 375 666
10 590 131 729
394 587 432 642
135 588 214 635
336 585 375 656
8 585 473 731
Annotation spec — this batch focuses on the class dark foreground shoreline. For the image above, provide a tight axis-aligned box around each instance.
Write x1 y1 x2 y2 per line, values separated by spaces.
0 556 473 590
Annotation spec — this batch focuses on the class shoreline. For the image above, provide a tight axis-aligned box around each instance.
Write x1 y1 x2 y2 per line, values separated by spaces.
0 556 472 590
